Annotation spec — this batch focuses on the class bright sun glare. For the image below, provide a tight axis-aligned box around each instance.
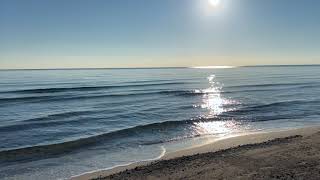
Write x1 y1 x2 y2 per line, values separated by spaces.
208 0 221 7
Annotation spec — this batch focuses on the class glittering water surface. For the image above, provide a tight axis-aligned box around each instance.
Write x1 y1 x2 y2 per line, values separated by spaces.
0 66 320 179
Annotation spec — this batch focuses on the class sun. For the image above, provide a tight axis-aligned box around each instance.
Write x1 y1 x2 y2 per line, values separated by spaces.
208 0 221 7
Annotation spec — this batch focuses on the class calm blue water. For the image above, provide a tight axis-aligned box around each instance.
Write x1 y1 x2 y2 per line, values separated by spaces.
0 66 320 179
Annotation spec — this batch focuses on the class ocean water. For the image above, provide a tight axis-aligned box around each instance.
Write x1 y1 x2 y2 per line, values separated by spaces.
0 66 320 179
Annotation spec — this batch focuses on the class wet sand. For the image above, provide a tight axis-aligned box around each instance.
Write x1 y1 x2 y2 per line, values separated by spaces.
73 126 320 180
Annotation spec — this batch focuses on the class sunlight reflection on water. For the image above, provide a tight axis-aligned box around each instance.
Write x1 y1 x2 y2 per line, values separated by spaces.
194 120 240 135
195 74 237 116
192 75 247 136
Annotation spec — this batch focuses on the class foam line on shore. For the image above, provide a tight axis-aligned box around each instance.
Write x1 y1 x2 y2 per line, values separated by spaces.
71 126 320 180
70 146 166 180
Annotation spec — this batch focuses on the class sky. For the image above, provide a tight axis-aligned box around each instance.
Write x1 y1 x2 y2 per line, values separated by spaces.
0 0 320 69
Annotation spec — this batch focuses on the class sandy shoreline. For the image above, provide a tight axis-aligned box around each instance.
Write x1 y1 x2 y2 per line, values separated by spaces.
72 126 320 180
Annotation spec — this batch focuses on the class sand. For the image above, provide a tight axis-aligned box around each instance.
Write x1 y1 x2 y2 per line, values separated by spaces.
72 126 320 180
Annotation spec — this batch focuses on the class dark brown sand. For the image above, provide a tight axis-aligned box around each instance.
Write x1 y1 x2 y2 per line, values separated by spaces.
93 131 320 180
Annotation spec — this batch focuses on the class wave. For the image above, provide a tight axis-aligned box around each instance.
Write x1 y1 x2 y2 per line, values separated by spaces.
3 89 318 107
221 99 320 121
2 97 319 132
1 82 186 94
22 110 98 122
226 82 319 89
1 97 319 163
0 95 64 104
0 117 223 163
223 84 320 94
0 103 196 133
2 81 318 95
0 90 206 105
2 81 319 105
235 99 320 112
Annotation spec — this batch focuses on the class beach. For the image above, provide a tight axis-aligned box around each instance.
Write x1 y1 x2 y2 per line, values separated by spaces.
73 126 320 180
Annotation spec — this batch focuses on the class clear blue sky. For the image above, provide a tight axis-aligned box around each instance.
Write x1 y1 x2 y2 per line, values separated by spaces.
1 0 320 69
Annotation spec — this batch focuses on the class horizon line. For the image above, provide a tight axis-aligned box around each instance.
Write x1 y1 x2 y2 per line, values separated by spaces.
0 64 319 71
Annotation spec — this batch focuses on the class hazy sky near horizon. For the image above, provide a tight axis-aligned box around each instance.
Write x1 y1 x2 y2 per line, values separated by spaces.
1 0 320 69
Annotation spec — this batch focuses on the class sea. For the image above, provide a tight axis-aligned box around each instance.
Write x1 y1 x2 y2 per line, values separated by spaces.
0 65 320 179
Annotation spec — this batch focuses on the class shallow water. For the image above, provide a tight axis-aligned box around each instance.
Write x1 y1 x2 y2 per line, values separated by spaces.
0 66 320 179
